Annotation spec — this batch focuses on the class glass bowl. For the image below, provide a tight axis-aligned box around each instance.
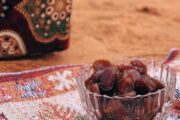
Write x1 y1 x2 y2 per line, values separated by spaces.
76 58 177 120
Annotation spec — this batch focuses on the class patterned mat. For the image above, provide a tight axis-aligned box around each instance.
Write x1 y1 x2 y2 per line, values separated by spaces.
0 49 179 120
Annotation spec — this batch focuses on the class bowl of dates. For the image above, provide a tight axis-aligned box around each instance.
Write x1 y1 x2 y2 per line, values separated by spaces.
77 58 176 120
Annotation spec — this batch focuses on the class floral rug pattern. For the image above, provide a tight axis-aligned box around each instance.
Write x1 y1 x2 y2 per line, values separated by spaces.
0 49 179 120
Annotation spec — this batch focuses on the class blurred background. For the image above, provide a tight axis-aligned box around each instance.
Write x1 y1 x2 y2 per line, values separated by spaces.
1 0 180 72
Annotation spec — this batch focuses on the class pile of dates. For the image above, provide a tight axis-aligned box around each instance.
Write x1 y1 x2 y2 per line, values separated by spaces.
85 60 165 120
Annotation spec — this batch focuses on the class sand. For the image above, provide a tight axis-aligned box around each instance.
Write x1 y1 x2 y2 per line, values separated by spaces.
0 0 180 72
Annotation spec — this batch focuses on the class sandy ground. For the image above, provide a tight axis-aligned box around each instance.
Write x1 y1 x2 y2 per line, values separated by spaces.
0 0 180 72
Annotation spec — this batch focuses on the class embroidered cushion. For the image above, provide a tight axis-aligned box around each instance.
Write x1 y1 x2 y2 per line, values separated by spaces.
0 0 72 58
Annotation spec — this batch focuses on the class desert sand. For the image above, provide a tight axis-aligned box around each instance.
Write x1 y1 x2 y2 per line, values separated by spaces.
0 0 180 72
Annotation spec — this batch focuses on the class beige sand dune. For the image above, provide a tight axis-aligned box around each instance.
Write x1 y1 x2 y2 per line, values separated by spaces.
0 0 180 72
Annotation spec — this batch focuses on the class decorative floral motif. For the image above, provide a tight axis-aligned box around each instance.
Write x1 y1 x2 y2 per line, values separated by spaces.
15 0 72 43
16 80 46 99
0 30 26 57
48 71 76 91
0 0 10 19
0 65 84 119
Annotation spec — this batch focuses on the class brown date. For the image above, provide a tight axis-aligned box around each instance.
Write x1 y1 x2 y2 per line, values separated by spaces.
117 64 134 72
93 60 112 71
85 78 92 89
99 67 119 96
127 69 141 81
130 60 147 74
89 83 100 94
141 74 157 92
103 100 126 120
91 70 104 83
144 97 152 114
152 78 164 90
134 79 149 95
116 70 135 95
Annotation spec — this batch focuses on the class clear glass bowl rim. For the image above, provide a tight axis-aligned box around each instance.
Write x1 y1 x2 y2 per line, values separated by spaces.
77 58 176 100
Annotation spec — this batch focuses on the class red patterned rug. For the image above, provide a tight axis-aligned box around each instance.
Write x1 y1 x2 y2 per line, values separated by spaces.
0 49 179 120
